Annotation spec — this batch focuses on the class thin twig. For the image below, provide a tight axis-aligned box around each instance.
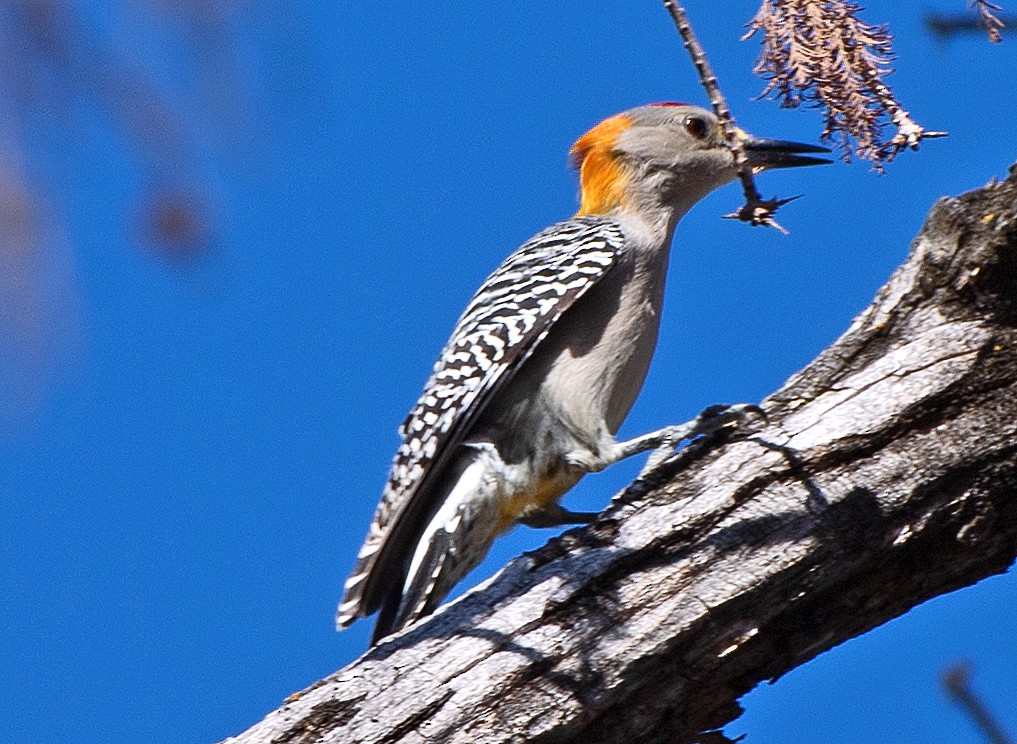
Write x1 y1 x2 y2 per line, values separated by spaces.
863 72 948 156
662 0 790 232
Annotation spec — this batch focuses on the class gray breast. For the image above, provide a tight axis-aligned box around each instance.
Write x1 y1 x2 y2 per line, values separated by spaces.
472 244 669 469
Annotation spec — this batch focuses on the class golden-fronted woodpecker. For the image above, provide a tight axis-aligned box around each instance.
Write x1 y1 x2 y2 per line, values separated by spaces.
338 103 829 645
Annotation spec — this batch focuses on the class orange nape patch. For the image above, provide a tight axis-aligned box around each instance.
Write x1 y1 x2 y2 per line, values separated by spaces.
570 113 633 216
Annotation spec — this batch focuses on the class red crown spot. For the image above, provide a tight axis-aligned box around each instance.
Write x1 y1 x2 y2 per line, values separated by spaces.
648 101 691 107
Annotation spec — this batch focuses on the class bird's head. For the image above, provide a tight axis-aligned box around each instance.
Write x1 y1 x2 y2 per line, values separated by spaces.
570 102 830 218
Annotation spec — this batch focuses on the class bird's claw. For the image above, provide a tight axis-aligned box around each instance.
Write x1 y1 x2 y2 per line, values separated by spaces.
639 403 767 476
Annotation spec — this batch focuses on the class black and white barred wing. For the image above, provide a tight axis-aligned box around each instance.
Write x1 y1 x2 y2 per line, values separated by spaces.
338 216 626 626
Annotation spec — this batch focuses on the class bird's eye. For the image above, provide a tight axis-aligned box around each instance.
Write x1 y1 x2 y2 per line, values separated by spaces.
684 116 709 140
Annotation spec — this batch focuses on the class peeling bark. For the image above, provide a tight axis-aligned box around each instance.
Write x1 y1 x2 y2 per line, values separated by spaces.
223 166 1017 744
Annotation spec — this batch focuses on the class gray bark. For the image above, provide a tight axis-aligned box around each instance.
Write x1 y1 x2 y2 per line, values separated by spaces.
223 166 1017 744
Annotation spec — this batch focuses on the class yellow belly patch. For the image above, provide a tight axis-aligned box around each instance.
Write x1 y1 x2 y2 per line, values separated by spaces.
495 472 578 533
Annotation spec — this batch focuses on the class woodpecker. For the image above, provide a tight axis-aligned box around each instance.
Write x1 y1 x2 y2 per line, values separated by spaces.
339 103 829 644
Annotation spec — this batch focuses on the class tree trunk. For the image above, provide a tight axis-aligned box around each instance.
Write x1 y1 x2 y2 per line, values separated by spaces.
223 166 1017 744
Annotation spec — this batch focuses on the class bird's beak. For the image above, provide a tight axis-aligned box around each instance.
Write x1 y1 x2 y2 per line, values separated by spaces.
742 136 832 170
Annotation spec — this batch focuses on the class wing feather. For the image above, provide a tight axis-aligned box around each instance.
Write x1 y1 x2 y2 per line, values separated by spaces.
338 215 626 626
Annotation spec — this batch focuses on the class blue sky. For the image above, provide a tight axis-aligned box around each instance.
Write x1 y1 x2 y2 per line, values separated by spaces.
1 1 1015 742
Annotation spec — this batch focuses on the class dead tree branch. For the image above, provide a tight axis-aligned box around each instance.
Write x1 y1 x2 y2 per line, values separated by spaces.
224 167 1017 744
745 1 946 169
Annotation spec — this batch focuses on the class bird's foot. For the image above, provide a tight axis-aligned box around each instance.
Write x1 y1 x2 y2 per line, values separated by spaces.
637 403 767 477
518 503 599 528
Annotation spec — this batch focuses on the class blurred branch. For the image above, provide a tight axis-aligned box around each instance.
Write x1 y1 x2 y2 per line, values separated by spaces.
943 663 1014 744
927 5 1010 43
0 1 256 425
0 149 82 434
0 1 241 258
744 0 946 170
223 167 1017 744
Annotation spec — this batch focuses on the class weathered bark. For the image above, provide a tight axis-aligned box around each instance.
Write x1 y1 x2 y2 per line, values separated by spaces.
224 167 1017 744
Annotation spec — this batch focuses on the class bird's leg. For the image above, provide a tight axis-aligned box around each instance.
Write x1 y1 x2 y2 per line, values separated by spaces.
564 403 765 477
616 403 766 477
529 405 763 530
517 503 599 528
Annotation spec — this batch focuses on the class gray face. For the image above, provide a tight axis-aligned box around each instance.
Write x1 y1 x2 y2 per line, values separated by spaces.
616 105 728 163
610 103 830 213
612 104 738 212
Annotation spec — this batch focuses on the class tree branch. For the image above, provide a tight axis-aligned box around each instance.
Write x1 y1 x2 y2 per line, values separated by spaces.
223 166 1017 744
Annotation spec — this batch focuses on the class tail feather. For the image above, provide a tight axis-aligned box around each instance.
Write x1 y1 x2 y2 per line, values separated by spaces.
336 450 479 631
368 446 505 644
381 528 454 641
